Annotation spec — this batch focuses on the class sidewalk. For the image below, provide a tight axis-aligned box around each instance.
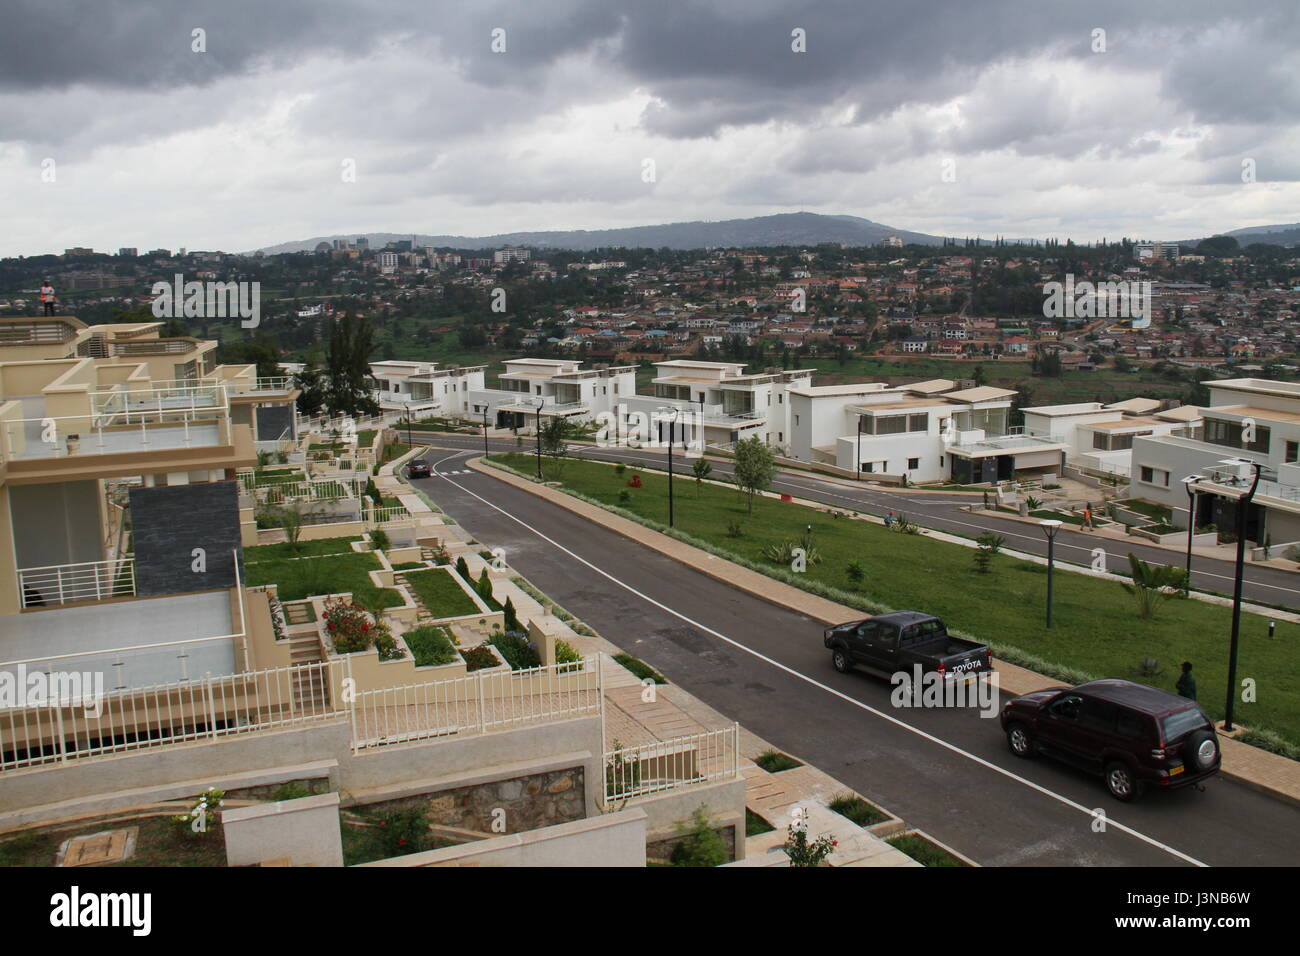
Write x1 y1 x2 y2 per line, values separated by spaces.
470 456 1300 810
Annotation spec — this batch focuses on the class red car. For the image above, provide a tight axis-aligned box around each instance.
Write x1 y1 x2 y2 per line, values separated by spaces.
1000 679 1221 802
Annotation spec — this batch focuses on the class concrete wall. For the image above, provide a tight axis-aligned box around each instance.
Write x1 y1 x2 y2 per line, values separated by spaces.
223 791 344 867
359 807 648 867
622 776 747 861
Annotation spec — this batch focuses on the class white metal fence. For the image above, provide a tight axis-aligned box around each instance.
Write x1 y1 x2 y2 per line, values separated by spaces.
602 723 740 805
0 660 345 772
1 655 603 773
18 557 136 608
351 658 601 751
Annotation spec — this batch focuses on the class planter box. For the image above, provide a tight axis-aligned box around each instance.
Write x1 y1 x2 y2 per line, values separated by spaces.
1129 524 1183 545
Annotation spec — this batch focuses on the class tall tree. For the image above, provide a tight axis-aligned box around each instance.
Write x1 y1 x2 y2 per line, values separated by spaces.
325 313 379 416
293 357 327 417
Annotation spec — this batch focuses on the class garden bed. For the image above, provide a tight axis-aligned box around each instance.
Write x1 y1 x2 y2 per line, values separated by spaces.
402 568 482 619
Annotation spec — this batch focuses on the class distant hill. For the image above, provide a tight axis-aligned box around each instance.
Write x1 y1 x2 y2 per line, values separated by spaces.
1173 223 1300 249
251 212 951 254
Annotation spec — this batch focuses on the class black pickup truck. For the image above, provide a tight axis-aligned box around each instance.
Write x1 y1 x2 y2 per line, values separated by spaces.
824 611 993 681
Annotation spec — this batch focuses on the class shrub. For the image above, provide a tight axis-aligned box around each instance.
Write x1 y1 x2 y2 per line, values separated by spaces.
671 807 728 867
846 561 864 585
271 783 312 802
614 463 626 476
372 806 432 858
725 520 745 539
1121 554 1187 619
554 638 583 669
613 653 666 684
370 528 391 553
373 631 404 661
1134 655 1165 680
489 630 541 670
618 490 632 505
455 555 471 582
755 749 802 773
503 596 521 632
476 567 494 604
782 815 836 867
172 787 225 839
403 626 458 666
460 645 499 671
828 793 887 827
973 531 1005 574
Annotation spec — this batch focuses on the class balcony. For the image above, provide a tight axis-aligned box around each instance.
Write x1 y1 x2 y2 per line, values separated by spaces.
92 381 226 418
0 414 231 462
19 557 135 608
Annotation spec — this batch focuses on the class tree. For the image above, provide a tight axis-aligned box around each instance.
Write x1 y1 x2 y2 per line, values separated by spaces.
973 531 1005 573
691 457 713 488
219 337 284 378
539 416 575 475
293 358 327 417
671 806 728 867
732 436 776 515
325 313 380 416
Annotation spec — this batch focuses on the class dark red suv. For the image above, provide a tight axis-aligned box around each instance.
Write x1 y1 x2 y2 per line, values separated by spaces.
1000 679 1221 801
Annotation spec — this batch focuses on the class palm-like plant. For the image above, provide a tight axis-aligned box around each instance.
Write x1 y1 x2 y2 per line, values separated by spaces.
1121 554 1188 619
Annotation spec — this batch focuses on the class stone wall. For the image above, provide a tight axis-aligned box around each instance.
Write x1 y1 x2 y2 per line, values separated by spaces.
129 480 243 595
362 766 586 835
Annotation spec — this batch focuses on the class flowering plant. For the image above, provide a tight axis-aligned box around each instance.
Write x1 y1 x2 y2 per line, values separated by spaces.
323 597 391 655
782 809 837 867
173 787 225 838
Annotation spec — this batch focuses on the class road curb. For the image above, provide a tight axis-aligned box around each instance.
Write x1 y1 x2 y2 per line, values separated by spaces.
467 455 1300 809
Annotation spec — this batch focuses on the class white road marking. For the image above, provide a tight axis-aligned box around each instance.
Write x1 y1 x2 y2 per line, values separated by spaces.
430 454 1208 868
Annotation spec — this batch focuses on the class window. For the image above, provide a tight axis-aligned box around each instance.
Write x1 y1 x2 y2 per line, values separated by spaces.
1287 440 1299 463
908 457 920 470
779 394 783 404
1139 465 1169 487
1079 697 1118 733
1204 417 1270 453
794 414 800 426
1115 709 1152 742
778 432 783 442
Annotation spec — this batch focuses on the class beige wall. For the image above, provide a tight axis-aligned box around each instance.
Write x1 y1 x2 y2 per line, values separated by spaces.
223 791 344 867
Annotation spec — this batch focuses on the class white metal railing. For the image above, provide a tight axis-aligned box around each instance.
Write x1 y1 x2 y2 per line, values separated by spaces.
0 412 230 461
92 381 226 418
0 659 346 772
365 505 411 525
602 723 740 805
245 478 360 503
253 376 293 391
18 557 136 608
349 657 601 751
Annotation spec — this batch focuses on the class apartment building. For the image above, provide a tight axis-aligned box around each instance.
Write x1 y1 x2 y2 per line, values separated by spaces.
0 315 288 710
466 358 637 428
370 360 486 418
1130 378 1300 545
1021 398 1203 478
620 359 813 449
786 379 1066 484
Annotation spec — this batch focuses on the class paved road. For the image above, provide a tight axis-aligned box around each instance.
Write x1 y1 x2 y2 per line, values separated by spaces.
406 430 1300 609
409 443 1300 867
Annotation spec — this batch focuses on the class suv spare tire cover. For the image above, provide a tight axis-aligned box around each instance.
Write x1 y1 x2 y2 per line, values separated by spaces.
1184 728 1218 770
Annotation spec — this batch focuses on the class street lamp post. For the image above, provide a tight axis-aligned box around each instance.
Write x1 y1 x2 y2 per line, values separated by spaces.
657 405 680 528
481 407 490 459
1223 460 1261 732
533 398 544 480
1181 475 1202 592
1039 520 1062 629
856 415 863 481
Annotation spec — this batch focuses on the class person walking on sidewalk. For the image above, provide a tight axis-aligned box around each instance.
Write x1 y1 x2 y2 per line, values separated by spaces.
1176 661 1197 701
1082 505 1094 531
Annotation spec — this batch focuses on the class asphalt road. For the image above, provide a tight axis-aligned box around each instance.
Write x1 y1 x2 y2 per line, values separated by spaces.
405 430 1300 609
408 441 1300 867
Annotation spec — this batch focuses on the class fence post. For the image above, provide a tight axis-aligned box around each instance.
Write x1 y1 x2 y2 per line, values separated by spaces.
346 658 358 753
205 676 218 739
732 721 740 780
55 706 67 764
477 668 487 734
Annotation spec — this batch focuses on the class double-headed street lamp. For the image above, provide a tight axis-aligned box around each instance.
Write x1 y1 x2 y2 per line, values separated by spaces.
1221 459 1261 732
481 406 490 459
657 405 680 528
1181 474 1202 591
1039 519 1063 629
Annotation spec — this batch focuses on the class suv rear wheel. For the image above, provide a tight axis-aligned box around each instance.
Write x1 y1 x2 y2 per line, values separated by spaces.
831 648 851 674
1007 722 1037 758
1105 761 1144 802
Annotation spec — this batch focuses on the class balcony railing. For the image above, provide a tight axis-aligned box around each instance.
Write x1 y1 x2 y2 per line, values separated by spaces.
18 557 136 608
0 413 231 461
252 376 294 392
92 381 226 419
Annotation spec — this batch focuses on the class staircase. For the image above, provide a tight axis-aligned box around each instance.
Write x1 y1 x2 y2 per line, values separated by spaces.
288 633 330 712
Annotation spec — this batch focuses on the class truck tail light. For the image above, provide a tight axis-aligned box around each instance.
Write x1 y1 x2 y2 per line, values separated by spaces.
936 660 946 676
1150 749 1165 760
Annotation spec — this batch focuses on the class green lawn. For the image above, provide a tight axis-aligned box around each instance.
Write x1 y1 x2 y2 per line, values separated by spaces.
402 568 481 619
245 536 361 562
887 833 968 867
489 453 1300 750
244 551 402 608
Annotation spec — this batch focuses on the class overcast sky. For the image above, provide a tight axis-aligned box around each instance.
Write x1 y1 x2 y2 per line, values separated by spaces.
2 0 1298 257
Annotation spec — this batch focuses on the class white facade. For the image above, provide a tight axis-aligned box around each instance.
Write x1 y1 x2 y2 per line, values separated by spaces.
1129 378 1300 544
465 358 637 427
370 360 486 416
1021 399 1202 478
